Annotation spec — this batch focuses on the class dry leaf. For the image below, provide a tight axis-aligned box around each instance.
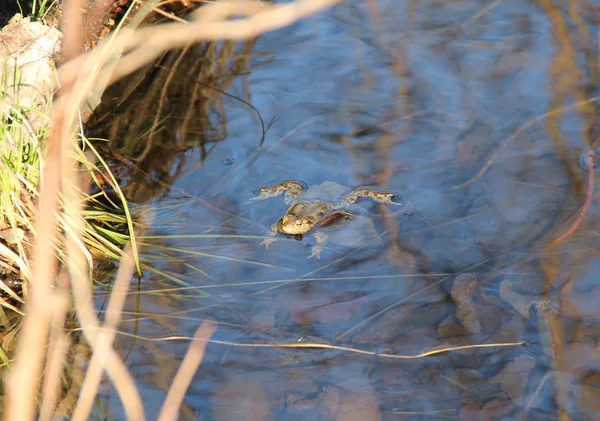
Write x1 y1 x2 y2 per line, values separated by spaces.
459 397 513 421
563 343 600 373
324 377 381 421
490 355 536 404
499 280 537 319
277 287 364 326
451 274 482 334
487 315 525 345
353 305 411 344
289 295 362 325
561 285 600 319
437 315 474 356
212 375 271 421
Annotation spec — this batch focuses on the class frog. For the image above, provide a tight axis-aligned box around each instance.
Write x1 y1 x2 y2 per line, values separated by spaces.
250 181 401 258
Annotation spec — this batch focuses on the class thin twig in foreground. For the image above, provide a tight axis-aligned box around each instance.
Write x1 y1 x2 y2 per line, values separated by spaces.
5 0 89 417
157 322 216 421
200 338 526 359
71 246 137 421
4 47 67 421
38 271 70 421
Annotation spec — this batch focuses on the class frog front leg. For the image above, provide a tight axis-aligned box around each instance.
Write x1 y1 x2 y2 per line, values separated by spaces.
308 231 328 259
260 224 279 249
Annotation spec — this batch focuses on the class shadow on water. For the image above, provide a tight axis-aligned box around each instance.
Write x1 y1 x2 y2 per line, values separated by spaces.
87 0 600 419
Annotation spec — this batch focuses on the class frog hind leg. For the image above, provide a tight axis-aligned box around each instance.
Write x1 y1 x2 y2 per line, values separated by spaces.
282 181 308 204
308 231 328 259
251 181 307 203
341 188 401 206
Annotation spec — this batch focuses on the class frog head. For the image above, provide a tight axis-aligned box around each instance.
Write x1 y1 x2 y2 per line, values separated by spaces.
277 214 315 235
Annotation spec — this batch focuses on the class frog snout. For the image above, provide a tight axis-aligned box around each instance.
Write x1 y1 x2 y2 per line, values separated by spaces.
278 216 310 235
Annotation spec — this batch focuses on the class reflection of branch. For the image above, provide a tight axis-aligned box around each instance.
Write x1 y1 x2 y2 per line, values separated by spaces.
190 78 271 147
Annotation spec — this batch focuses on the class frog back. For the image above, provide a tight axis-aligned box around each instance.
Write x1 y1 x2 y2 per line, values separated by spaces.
300 181 350 203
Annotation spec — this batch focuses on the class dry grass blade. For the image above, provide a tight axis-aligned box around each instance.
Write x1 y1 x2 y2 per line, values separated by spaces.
104 332 525 359
71 245 140 421
64 138 146 420
38 272 70 421
4 43 69 421
157 322 216 421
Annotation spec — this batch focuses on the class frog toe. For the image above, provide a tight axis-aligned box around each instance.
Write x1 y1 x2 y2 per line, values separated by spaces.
308 245 323 259
260 238 278 249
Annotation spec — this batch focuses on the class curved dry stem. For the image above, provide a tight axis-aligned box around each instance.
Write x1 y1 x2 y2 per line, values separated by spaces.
157 322 216 421
550 149 596 245
63 144 146 421
70 244 139 419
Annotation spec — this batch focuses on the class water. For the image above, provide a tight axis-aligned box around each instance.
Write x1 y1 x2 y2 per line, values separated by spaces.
93 1 600 419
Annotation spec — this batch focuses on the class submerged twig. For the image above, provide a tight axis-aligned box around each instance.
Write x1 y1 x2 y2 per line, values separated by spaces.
95 329 525 359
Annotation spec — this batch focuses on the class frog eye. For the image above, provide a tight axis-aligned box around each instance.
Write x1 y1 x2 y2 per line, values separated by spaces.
295 220 304 226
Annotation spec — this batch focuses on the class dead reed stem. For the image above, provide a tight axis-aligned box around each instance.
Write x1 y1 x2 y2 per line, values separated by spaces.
157 322 216 421
4 56 69 421
71 246 142 421
38 271 70 421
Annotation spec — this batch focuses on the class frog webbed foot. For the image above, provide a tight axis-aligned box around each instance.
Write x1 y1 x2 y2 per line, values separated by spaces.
308 245 323 259
261 238 277 249
307 231 328 259
260 225 279 249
